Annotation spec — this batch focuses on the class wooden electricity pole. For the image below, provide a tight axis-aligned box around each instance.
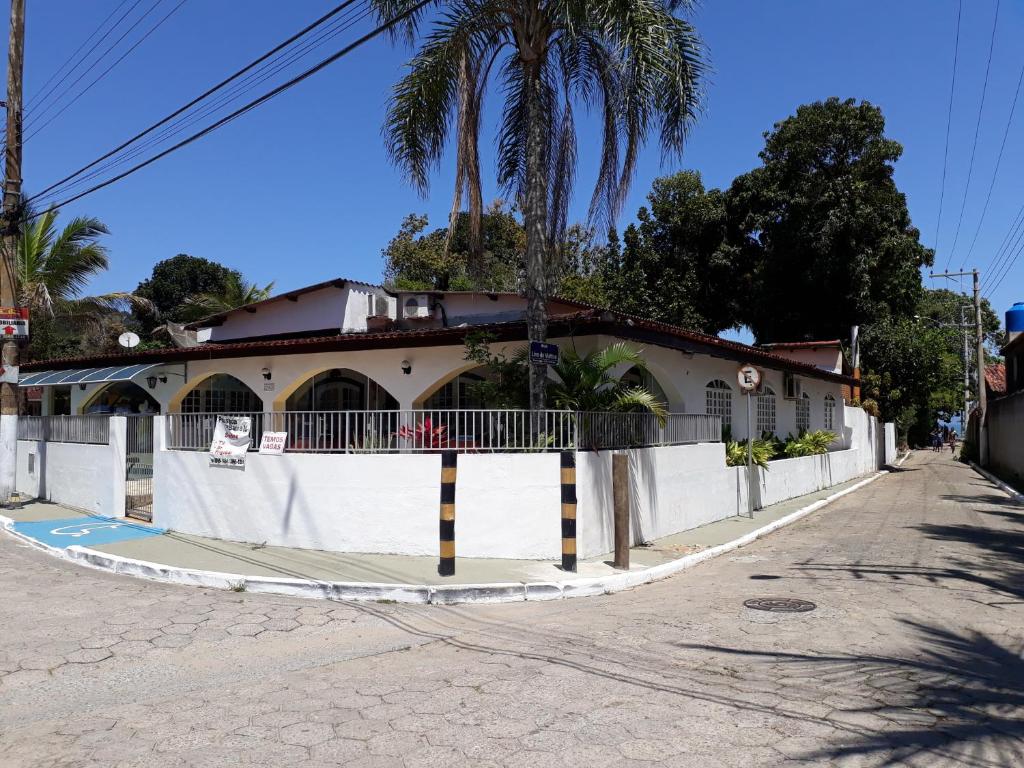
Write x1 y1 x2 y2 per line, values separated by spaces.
0 0 24 503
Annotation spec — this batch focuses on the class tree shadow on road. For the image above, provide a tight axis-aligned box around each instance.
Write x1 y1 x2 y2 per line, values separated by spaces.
681 621 1024 766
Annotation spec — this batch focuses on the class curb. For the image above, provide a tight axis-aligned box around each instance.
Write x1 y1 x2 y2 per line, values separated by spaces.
969 462 1024 502
0 462 900 605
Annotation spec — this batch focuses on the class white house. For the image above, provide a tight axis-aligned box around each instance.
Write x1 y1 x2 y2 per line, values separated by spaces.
16 279 892 562
22 278 854 441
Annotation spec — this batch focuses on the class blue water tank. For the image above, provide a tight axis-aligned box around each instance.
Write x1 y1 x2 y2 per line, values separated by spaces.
1008 302 1024 334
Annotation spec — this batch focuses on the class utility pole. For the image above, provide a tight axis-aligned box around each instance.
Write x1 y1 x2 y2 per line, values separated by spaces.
961 304 970 436
931 269 987 464
0 0 23 504
973 269 987 465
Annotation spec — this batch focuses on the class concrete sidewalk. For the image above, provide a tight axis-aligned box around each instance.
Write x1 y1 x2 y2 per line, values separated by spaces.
0 464 897 602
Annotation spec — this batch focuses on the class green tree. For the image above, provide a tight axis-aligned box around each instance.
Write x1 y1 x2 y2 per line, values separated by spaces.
597 171 741 334
728 98 933 343
375 0 707 410
13 208 149 360
134 254 237 329
382 202 524 291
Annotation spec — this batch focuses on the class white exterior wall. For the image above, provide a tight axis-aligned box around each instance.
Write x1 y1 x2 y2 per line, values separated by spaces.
154 419 563 559
576 408 886 559
205 285 394 342
16 418 126 515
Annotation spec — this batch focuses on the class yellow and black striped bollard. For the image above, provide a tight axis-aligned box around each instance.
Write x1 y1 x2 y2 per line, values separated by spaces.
438 450 457 576
560 451 577 572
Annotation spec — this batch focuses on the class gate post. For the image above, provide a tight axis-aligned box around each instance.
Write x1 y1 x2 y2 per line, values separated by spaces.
108 416 128 518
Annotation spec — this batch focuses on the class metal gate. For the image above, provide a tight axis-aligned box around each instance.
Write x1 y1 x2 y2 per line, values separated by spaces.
125 415 154 522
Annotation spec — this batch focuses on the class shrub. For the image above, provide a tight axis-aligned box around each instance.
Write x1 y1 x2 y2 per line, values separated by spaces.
783 430 837 457
726 438 776 469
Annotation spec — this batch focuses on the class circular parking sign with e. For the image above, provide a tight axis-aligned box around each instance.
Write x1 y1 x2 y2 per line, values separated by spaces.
737 364 761 392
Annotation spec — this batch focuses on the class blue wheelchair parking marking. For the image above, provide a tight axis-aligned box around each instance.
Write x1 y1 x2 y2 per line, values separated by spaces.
12 516 165 548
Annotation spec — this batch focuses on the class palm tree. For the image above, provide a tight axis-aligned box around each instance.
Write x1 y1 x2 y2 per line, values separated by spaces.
375 1 706 410
549 342 667 417
180 272 275 320
14 207 148 321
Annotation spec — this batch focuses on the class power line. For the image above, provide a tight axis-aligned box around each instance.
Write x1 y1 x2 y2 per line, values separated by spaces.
983 200 1024 289
24 0 133 112
28 0 368 206
984 212 1024 293
963 59 1024 267
933 0 962 260
23 0 189 146
945 0 1000 271
987 237 1023 296
29 0 432 216
22 0 144 123
21 0 169 140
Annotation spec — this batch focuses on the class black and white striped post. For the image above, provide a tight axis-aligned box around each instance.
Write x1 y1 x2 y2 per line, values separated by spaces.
438 450 457 576
560 451 577 572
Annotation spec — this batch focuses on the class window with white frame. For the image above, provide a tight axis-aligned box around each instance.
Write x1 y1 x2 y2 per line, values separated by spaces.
705 379 733 429
756 386 776 436
796 392 811 433
824 393 836 430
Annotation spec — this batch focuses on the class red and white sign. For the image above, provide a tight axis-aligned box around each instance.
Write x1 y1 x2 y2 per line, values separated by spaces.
0 365 17 384
258 431 288 455
0 307 29 340
737 364 762 393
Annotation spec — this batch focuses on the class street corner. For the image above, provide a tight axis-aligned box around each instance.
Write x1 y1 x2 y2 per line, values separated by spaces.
11 515 165 549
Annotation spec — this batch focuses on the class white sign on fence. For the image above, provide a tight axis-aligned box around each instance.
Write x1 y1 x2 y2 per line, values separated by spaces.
209 415 251 469
258 431 287 455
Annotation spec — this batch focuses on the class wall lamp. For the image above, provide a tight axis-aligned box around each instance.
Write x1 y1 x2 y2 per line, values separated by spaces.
146 376 158 390
401 359 412 375
261 367 272 381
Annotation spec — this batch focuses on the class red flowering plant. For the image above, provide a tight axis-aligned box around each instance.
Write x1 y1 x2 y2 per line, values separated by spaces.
396 417 449 449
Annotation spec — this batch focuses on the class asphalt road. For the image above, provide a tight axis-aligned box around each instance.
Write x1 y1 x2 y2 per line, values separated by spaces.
1 450 1021 767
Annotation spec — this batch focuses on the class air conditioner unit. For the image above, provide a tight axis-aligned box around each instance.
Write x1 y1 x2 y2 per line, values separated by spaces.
403 295 430 319
369 295 391 318
783 372 802 400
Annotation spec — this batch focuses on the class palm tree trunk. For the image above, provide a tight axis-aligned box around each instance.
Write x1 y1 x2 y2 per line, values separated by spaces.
523 61 549 412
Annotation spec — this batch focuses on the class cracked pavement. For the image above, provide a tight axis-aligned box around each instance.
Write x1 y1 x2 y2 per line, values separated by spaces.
1 450 1022 767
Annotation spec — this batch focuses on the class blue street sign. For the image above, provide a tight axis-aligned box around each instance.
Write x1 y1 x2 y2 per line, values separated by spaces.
529 341 560 366
12 516 165 549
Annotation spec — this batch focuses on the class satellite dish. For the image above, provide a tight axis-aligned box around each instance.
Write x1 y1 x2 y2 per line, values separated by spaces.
118 332 140 349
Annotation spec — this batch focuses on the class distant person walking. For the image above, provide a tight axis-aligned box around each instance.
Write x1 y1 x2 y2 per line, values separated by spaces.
930 429 942 452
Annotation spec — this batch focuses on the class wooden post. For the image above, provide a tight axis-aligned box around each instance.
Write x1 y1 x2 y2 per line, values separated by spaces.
612 453 629 569
438 450 456 576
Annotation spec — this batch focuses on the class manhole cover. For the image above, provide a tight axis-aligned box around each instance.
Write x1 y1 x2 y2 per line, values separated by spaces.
743 597 817 613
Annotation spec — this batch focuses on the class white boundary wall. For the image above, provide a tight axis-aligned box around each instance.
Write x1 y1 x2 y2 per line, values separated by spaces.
154 419 562 559
987 391 1024 486
154 406 887 561
576 406 887 558
16 418 126 516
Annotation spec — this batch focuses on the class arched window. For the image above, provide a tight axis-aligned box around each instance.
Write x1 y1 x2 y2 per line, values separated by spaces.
705 379 733 429
286 369 397 411
823 393 836 430
756 386 776 436
621 367 670 410
424 371 486 410
796 392 811 433
181 374 261 414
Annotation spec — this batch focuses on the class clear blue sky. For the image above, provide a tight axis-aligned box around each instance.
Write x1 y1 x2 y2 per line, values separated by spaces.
10 0 1024 339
